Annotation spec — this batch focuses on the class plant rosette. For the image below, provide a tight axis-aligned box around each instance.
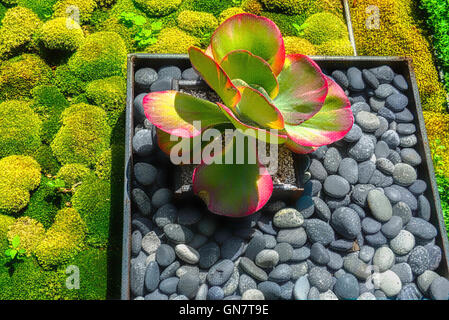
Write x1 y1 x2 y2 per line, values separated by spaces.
142 13 354 217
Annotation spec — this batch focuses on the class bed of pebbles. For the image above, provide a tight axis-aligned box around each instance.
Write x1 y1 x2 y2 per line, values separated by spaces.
128 62 449 300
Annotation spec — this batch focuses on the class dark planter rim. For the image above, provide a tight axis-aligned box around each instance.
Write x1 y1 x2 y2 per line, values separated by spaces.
121 53 449 300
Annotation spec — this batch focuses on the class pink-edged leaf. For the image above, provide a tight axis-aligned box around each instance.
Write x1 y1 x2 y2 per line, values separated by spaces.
285 139 317 154
220 49 279 98
205 45 213 58
143 91 230 138
188 46 241 109
285 76 354 148
236 86 284 130
217 102 287 144
273 54 328 125
210 13 285 76
192 133 273 217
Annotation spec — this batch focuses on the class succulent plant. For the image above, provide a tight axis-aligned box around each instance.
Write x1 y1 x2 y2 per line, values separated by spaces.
143 13 354 217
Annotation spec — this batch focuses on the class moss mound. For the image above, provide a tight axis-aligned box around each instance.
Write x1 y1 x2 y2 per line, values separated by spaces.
0 155 41 215
260 11 307 36
54 64 87 96
147 27 199 53
95 0 116 7
34 207 87 269
133 0 181 17
67 31 127 82
298 12 348 45
0 100 42 158
316 38 353 56
177 10 218 37
51 103 111 167
0 54 54 101
241 0 262 15
33 145 61 176
7 217 45 255
31 85 69 144
37 17 85 51
17 0 59 20
0 214 15 250
261 0 310 15
85 76 126 126
95 149 111 180
53 0 98 23
57 163 91 187
284 36 316 55
72 175 110 247
0 6 42 59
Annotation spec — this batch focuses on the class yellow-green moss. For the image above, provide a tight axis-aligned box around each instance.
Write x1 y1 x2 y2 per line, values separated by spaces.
67 31 127 82
424 111 449 176
51 103 111 167
95 0 115 7
177 10 218 37
350 0 446 113
260 0 310 15
316 38 353 56
7 217 45 255
0 6 42 59
34 207 87 269
0 54 53 101
17 0 59 20
260 11 307 37
218 7 245 23
0 214 15 250
57 163 91 187
0 155 41 215
133 0 181 17
95 149 111 180
53 0 97 23
98 16 135 50
37 17 84 51
241 0 262 15
54 64 87 96
190 0 234 16
299 12 348 45
147 27 200 53
85 75 126 126
284 36 316 55
72 174 110 247
0 100 42 158
33 145 61 176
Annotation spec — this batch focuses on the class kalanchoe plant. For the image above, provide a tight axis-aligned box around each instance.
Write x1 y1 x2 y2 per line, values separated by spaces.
143 13 354 217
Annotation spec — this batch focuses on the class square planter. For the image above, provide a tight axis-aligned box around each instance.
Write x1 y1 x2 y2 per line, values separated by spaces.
121 54 449 300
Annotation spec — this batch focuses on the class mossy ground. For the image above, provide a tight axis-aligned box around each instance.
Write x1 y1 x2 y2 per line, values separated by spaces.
0 0 447 300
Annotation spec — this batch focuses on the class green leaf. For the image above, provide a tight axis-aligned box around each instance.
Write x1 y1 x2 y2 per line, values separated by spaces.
151 21 163 31
133 15 147 26
10 249 17 259
12 235 20 248
4 249 12 257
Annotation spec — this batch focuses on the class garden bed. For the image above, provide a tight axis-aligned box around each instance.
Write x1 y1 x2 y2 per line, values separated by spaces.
122 54 449 300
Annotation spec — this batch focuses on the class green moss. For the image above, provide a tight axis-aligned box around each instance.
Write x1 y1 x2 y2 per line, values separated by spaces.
260 0 310 15
133 0 181 17
67 31 127 82
57 163 91 187
109 0 145 18
0 6 42 59
51 103 111 167
72 174 110 247
53 0 97 23
147 26 199 53
0 256 78 300
316 38 353 56
85 76 126 126
33 145 61 176
0 155 41 215
0 100 42 158
298 12 348 45
37 17 85 51
31 85 69 144
68 247 108 299
95 149 111 180
218 7 245 23
23 176 63 229
97 17 135 50
0 3 7 25
0 54 53 101
7 217 45 255
284 36 316 55
177 10 218 37
54 64 87 96
0 214 15 250
190 0 233 16
260 11 307 36
95 0 116 7
17 0 59 20
35 207 87 269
